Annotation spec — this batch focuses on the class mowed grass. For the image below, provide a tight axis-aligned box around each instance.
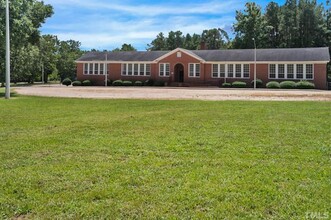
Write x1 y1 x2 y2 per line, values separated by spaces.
0 94 330 219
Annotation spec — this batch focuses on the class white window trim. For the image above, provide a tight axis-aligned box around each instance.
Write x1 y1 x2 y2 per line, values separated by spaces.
188 63 200 78
159 63 170 77
83 62 106 75
211 63 249 79
121 63 151 76
268 64 314 80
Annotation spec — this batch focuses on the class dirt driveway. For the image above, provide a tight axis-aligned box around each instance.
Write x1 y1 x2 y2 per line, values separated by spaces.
13 84 331 101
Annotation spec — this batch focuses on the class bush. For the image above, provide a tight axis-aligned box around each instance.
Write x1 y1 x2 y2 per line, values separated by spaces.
154 80 165 86
106 79 113 86
231 81 247 88
251 79 263 88
82 80 92 86
280 81 296 89
266 81 280 89
296 81 315 89
123 81 133 86
144 79 154 86
112 80 123 86
62 78 72 86
72 81 82 86
222 82 232 88
134 81 143 86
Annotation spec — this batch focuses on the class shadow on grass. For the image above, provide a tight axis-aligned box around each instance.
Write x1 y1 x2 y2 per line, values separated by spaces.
0 89 18 98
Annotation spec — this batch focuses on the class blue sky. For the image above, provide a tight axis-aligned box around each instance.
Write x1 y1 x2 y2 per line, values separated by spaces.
41 0 326 51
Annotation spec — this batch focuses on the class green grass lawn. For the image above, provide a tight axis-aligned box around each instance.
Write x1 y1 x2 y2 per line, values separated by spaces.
0 93 330 219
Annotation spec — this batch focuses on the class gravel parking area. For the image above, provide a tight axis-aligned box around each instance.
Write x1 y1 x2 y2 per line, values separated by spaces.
13 84 331 101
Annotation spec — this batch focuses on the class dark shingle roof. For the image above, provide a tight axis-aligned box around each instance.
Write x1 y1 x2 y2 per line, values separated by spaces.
77 47 330 62
77 51 169 62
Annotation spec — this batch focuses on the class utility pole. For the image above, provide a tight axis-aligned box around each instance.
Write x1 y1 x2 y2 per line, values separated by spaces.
5 0 10 99
252 38 257 90
105 53 108 87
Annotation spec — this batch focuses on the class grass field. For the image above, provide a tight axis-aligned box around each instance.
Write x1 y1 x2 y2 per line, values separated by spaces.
0 92 330 219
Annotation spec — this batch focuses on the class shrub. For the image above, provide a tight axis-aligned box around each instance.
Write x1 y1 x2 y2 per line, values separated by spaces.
251 79 263 88
280 81 296 89
154 80 165 86
222 82 232 88
62 78 72 86
106 79 113 86
266 81 280 89
231 81 247 88
72 81 82 86
296 81 315 89
144 79 154 86
112 80 123 86
123 81 133 86
82 80 92 86
134 81 143 86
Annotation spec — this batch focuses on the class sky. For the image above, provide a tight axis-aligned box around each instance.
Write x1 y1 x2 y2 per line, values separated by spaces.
40 0 326 51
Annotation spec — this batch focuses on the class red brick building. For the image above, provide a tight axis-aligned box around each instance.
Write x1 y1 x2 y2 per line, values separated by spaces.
76 47 330 89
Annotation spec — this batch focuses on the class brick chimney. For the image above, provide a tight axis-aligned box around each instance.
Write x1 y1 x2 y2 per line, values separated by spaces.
200 41 207 50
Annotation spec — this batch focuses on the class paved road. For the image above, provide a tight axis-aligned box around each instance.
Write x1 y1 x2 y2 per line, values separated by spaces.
13 85 331 101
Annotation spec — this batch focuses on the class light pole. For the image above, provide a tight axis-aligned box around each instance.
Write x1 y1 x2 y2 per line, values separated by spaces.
252 38 257 90
105 52 108 87
5 0 10 99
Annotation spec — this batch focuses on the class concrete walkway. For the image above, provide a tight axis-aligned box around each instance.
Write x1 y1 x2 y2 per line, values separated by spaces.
13 84 331 101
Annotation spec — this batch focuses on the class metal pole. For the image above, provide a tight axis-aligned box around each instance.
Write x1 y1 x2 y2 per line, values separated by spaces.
253 38 257 90
105 53 108 87
5 0 10 99
42 63 44 83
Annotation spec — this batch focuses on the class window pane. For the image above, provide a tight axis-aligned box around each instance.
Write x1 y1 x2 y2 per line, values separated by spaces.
128 64 133 75
122 64 127 75
235 64 241 78
165 64 170 76
100 63 104 75
228 64 233 78
195 64 200 77
94 63 98 74
287 64 294 79
212 64 218 78
296 64 303 79
139 64 145 76
134 64 139 75
189 64 194 77
84 63 88 74
278 64 285 79
306 64 313 79
269 64 276 79
220 64 225 78
89 63 93 74
160 64 164 76
243 64 249 78
146 64 151 76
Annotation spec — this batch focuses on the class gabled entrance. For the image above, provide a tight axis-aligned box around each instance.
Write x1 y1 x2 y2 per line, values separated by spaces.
174 63 184 82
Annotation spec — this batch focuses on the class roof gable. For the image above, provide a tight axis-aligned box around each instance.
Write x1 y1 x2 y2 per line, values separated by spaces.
153 48 205 63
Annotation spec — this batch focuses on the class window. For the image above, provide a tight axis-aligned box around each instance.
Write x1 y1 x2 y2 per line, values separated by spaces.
159 63 170 77
128 64 133 75
89 63 93 74
278 64 285 79
296 64 303 79
139 64 145 76
269 64 276 79
243 64 250 78
235 64 241 78
146 64 151 76
100 63 104 75
306 64 313 79
212 64 218 78
84 63 88 74
228 64 234 78
287 64 294 79
189 63 200 77
220 64 225 77
122 64 127 75
134 64 139 76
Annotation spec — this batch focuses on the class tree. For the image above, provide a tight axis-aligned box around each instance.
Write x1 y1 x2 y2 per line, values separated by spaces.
112 43 137 52
201 28 229 49
232 2 270 49
147 32 167 51
265 2 281 47
39 35 58 83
